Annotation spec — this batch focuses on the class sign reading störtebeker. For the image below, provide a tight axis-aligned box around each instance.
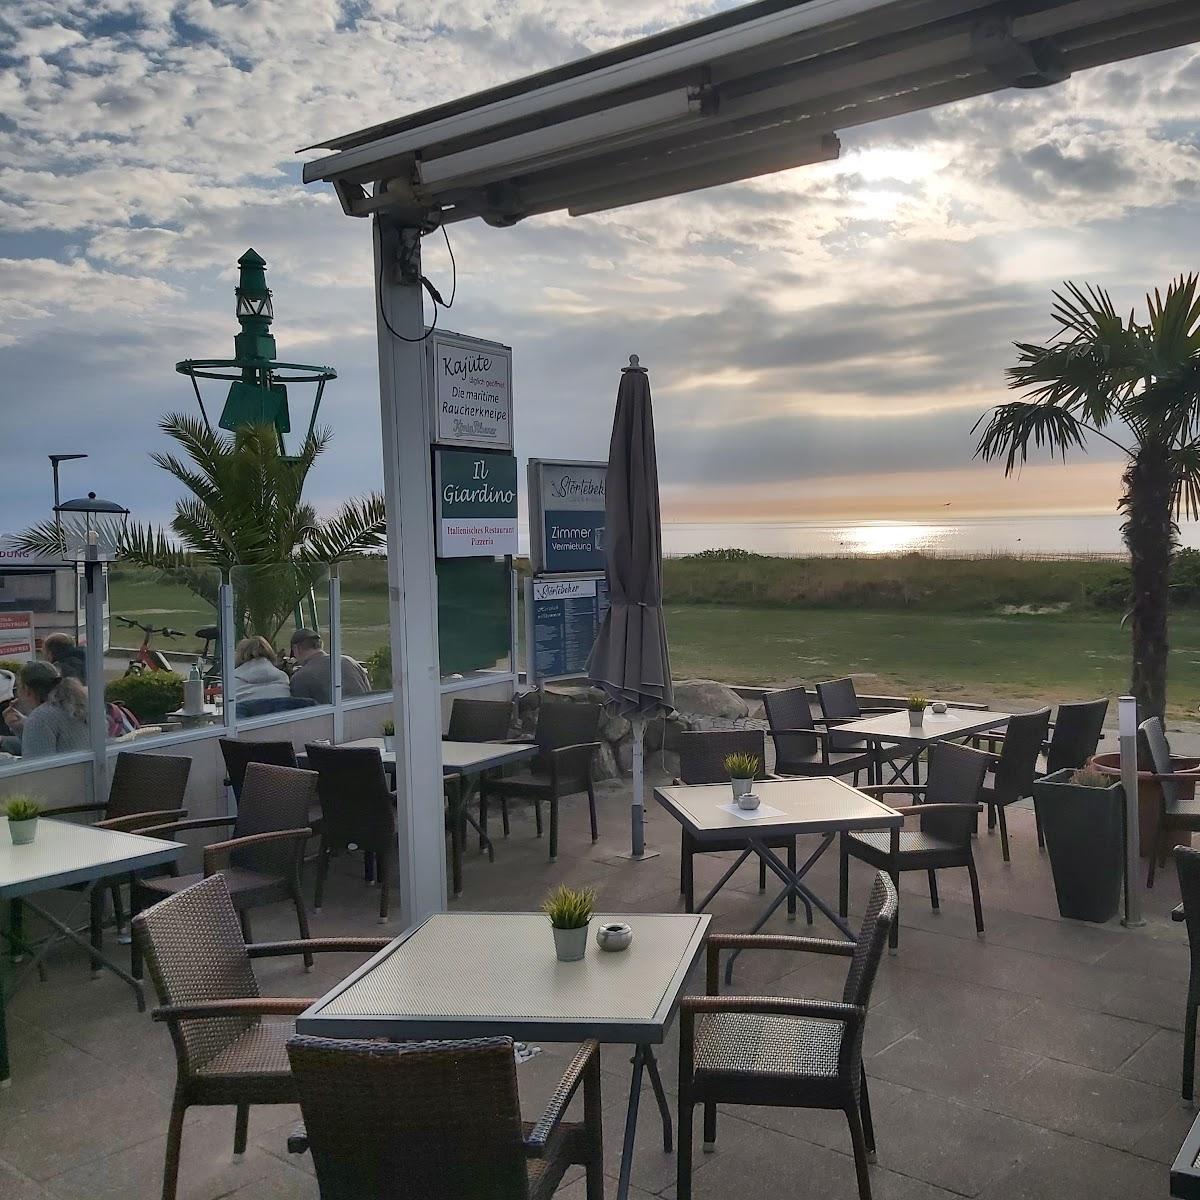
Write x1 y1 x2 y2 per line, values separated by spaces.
528 459 607 574
427 330 513 450
435 449 519 558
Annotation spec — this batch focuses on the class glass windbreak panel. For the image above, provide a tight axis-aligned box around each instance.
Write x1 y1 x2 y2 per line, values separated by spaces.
337 556 389 695
231 563 333 716
438 556 512 684
106 563 224 738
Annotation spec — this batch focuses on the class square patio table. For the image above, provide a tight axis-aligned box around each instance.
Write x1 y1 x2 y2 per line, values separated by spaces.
654 777 900 976
0 817 184 1086
1172 1110 1200 1198
836 707 1011 784
297 909 710 1200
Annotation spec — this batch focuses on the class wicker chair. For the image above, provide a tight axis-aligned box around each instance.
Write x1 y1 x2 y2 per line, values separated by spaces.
304 743 398 919
446 697 513 742
678 871 897 1200
285 1034 604 1199
978 707 1051 862
1173 847 1200 1101
480 701 601 861
815 678 900 752
841 741 990 949
764 686 871 782
132 762 317 975
219 738 298 799
675 729 803 918
1141 718 1200 886
133 874 389 1200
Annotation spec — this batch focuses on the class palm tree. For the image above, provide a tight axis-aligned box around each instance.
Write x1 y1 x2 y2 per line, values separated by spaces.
18 415 386 642
975 275 1200 719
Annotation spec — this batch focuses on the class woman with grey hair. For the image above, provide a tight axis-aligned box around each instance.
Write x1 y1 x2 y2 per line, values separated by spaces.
2 661 89 758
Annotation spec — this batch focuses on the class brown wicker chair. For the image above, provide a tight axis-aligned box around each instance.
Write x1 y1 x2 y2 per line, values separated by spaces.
678 871 897 1200
978 707 1051 862
1141 717 1200 886
764 686 871 781
675 729 805 919
132 762 317 975
841 741 990 949
304 743 398 919
1173 847 1200 1101
285 1034 604 1199
219 738 298 797
480 701 601 861
132 874 389 1200
446 697 513 742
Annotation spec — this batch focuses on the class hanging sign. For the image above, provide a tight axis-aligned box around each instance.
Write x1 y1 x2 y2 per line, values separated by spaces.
0 611 35 662
434 449 519 558
526 575 609 683
427 330 513 450
528 459 607 574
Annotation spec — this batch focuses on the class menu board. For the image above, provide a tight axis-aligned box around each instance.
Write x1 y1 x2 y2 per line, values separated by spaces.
528 459 607 574
527 575 609 683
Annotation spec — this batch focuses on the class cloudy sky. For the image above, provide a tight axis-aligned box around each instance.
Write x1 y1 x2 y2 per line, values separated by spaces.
2 1 1199 550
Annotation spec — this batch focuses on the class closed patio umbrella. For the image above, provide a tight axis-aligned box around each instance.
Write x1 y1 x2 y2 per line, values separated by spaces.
588 354 673 858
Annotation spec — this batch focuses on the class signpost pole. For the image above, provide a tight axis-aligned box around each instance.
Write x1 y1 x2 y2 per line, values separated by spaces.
1119 695 1144 927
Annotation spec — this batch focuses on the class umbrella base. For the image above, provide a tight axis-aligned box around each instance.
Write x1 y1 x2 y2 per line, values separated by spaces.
612 849 662 862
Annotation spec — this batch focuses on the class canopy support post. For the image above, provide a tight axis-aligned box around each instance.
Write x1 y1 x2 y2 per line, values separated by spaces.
374 214 447 926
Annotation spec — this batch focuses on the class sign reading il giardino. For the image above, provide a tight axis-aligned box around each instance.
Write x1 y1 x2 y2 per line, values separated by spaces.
434 448 519 558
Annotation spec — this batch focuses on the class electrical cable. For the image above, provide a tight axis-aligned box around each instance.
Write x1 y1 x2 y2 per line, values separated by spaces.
376 222 456 342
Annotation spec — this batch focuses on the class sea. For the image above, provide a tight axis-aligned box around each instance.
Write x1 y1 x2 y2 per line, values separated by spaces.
658 513 1200 559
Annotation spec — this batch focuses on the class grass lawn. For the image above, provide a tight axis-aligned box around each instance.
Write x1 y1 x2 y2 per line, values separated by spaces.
665 604 1200 717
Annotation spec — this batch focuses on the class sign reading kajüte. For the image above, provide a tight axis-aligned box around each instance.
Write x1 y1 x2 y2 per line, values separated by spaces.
528 459 607 574
434 449 519 558
427 330 513 450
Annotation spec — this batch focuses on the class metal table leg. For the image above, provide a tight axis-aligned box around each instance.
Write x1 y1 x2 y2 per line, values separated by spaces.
616 1045 646 1200
644 1046 673 1152
0 973 9 1086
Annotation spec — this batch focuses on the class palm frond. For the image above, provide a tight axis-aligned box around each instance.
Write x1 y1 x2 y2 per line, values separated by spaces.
973 401 1090 474
304 493 387 561
1170 443 1200 522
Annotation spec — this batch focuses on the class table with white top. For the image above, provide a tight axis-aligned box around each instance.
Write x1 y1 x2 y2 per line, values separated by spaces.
655 777 900 975
298 909 710 1200
836 707 1012 784
0 818 184 1085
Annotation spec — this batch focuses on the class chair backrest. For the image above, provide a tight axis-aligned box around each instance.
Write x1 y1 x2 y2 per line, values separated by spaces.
763 687 818 766
235 696 318 720
1046 699 1109 774
676 729 768 784
133 874 259 1077
219 738 299 801
1176 847 1200 960
286 1034 530 1200
447 698 513 743
229 762 318 876
922 742 991 844
304 744 396 851
816 678 864 753
533 701 601 773
993 708 1051 802
106 751 192 821
1140 716 1186 809
842 871 897 1009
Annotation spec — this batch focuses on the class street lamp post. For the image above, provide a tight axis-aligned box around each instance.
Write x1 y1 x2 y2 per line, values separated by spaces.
49 454 88 540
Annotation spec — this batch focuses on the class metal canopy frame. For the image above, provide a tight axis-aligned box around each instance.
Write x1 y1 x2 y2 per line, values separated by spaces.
303 0 1199 929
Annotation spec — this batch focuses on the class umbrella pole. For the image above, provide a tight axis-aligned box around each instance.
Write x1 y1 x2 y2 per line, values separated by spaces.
621 714 660 861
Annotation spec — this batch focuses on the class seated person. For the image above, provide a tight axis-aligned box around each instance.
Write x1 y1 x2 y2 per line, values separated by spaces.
288 628 370 705
232 635 292 702
2 661 89 758
42 632 87 682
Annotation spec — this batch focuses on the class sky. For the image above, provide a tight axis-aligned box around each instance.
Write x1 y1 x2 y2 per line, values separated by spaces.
2 1 1199 547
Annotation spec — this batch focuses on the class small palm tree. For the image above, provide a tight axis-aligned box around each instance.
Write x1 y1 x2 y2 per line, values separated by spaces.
17 415 385 642
975 275 1200 719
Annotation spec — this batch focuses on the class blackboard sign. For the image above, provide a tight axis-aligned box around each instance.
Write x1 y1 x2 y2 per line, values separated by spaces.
434 448 518 558
526 574 609 683
528 459 607 574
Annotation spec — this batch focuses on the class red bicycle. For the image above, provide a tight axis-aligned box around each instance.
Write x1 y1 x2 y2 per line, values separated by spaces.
115 616 184 675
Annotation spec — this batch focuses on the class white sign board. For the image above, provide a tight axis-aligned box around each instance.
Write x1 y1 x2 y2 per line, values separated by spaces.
427 330 513 450
0 611 35 662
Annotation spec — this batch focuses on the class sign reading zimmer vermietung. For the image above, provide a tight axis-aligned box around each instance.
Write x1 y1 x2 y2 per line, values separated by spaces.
528 459 607 574
427 330 513 450
434 448 519 558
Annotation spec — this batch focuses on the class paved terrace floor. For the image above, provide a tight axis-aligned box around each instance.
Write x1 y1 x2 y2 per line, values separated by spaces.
0 761 1193 1200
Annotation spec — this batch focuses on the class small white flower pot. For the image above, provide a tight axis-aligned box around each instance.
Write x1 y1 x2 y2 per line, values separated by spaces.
908 709 925 727
8 818 37 845
730 777 754 800
553 924 589 962
382 734 395 752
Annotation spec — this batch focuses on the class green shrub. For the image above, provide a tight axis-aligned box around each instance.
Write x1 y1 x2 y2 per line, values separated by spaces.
1085 570 1131 610
541 884 596 929
0 660 25 678
1173 548 1200 605
681 548 765 563
106 671 185 722
364 645 391 690
4 795 42 821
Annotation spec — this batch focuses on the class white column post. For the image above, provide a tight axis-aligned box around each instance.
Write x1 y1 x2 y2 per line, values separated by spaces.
84 560 108 805
1119 694 1143 927
374 215 447 926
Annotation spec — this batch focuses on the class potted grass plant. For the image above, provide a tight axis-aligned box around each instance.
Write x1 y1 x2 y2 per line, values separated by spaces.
724 752 759 801
5 795 42 845
1033 766 1124 922
382 719 395 753
543 884 596 962
907 695 928 727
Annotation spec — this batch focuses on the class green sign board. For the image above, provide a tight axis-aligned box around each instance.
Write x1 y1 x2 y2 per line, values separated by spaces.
434 449 519 558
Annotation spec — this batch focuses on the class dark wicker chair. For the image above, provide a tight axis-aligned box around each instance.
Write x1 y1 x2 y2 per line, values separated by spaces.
285 1034 604 1199
133 763 317 975
1142 718 1200 886
678 871 897 1200
979 707 1051 862
815 678 900 752
480 701 601 861
219 738 298 800
304 743 398 919
446 697 513 742
133 874 389 1200
675 729 802 917
841 741 991 949
1173 847 1200 1101
764 686 871 782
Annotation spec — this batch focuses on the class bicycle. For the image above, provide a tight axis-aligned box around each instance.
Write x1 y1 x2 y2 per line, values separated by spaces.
115 616 184 675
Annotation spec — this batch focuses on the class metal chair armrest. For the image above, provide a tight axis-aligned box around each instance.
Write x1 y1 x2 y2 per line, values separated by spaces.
681 994 863 1023
247 937 392 958
892 802 984 817
139 815 236 837
95 808 188 833
152 997 315 1021
548 741 602 758
704 933 852 990
203 827 311 875
858 785 925 798
525 1040 600 1156
39 801 108 818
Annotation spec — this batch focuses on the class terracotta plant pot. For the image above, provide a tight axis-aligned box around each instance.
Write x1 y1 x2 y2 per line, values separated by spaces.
1088 752 1198 858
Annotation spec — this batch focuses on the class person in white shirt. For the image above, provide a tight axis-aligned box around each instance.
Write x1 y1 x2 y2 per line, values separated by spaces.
232 636 293 702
